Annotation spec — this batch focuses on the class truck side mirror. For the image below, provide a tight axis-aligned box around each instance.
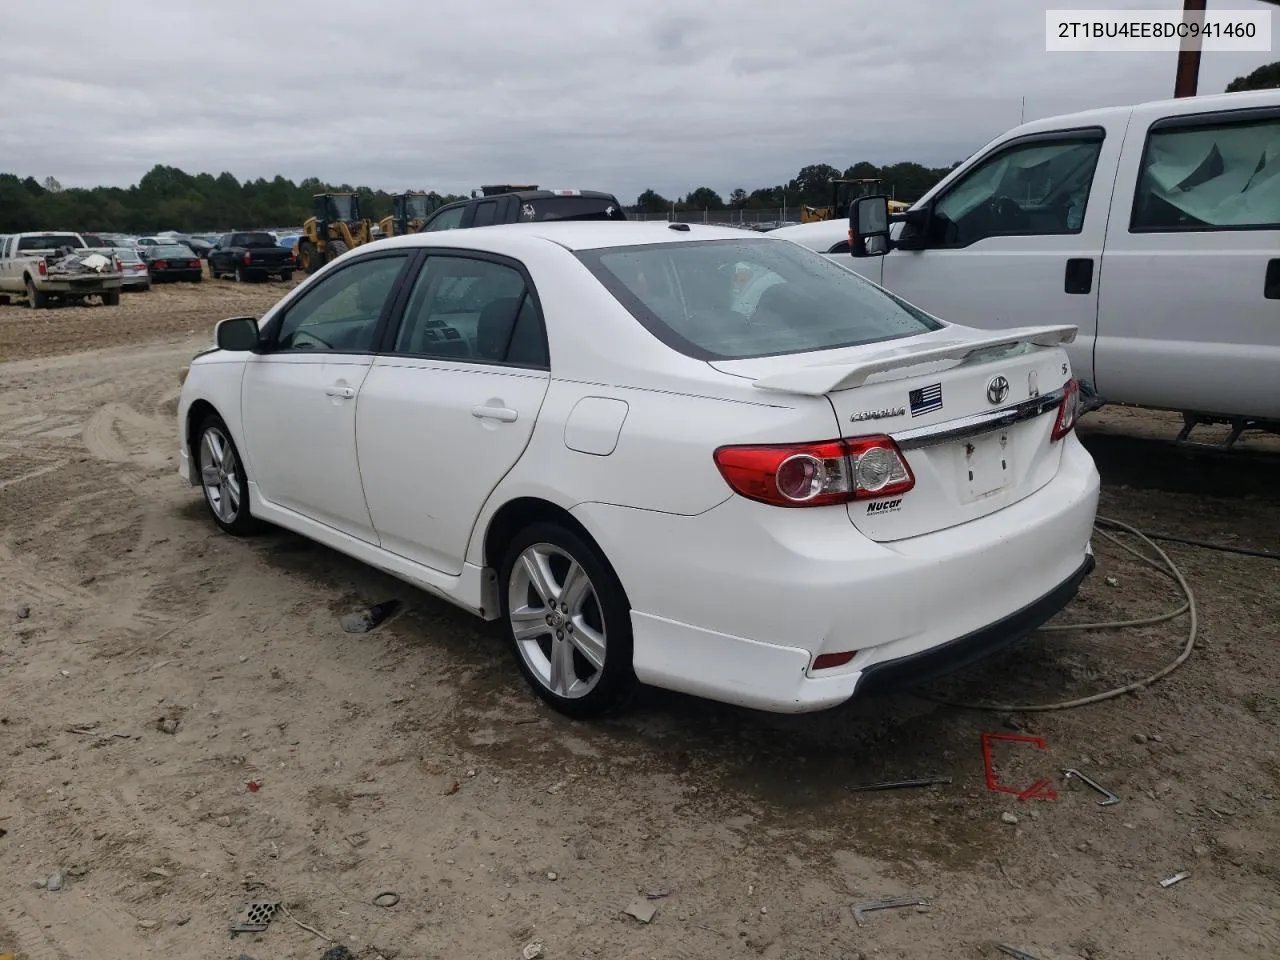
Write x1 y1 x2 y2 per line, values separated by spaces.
848 195 891 257
215 316 260 351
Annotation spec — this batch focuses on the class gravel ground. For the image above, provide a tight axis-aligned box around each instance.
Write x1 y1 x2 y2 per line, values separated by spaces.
0 282 1277 960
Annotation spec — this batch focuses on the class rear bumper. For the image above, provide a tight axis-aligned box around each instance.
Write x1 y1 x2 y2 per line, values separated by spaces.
39 277 124 293
572 434 1100 713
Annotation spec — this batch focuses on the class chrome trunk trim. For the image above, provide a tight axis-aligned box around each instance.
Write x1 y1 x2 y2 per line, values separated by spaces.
891 387 1065 450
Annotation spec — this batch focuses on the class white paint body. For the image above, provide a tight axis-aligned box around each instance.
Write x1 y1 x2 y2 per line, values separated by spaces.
770 89 1280 423
178 222 1099 714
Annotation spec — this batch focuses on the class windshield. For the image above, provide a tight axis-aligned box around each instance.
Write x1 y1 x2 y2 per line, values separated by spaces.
151 245 195 257
405 196 436 219
325 195 357 220
577 237 943 361
232 233 278 248
518 196 626 222
18 234 86 252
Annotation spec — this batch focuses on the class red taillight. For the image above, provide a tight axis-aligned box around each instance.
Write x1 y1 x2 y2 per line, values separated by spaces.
813 651 857 670
288 251 297 262
190 260 200 268
37 260 48 276
113 257 121 272
243 252 253 265
713 435 915 507
1051 379 1081 442
155 260 168 269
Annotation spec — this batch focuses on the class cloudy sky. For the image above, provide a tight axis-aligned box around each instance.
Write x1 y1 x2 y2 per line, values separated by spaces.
0 0 1274 202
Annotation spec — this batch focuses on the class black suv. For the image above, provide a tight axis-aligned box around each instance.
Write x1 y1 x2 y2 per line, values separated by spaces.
419 189 627 233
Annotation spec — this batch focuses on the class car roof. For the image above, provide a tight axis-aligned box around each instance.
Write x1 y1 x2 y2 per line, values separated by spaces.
376 220 764 253
764 220 848 251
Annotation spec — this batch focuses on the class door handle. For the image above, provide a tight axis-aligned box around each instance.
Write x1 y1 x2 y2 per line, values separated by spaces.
471 405 518 423
325 386 356 399
1064 258 1093 295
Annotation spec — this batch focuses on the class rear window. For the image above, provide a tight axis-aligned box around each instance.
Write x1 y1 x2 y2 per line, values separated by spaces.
151 245 195 257
232 232 278 248
518 196 626 222
18 234 85 252
577 238 943 361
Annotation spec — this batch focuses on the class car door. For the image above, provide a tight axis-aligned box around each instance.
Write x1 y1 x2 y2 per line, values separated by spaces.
1097 102 1280 420
356 251 552 574
863 123 1122 386
239 250 416 541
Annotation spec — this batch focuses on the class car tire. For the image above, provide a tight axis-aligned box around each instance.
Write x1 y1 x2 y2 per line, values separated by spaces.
195 413 259 537
102 288 120 306
498 521 635 718
143 281 152 292
234 265 246 283
26 278 47 309
280 270 294 282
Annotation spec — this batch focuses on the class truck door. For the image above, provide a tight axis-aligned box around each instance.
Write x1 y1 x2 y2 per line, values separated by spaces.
1096 102 1280 420
870 122 1125 389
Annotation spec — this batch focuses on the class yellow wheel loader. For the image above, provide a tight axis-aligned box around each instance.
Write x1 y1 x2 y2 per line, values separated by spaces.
801 179 910 223
377 191 444 237
293 192 373 274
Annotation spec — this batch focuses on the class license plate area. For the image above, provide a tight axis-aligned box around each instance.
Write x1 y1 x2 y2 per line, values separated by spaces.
961 429 1011 501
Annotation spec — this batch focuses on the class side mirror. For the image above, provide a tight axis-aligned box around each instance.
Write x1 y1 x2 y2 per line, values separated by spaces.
848 195 891 257
215 316 260 351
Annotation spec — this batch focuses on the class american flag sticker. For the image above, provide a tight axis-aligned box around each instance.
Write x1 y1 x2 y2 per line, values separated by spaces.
909 382 943 417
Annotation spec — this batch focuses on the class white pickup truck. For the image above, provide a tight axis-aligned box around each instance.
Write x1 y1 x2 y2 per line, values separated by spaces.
0 231 124 308
772 89 1280 449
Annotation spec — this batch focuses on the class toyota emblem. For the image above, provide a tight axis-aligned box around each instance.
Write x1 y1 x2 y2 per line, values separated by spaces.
986 375 1010 405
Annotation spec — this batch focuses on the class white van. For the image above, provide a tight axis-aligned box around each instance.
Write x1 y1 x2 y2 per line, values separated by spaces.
772 90 1280 443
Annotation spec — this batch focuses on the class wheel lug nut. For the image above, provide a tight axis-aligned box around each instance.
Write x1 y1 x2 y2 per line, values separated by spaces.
556 630 564 639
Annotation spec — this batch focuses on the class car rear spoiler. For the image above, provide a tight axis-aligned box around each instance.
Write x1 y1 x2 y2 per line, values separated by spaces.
750 325 1078 396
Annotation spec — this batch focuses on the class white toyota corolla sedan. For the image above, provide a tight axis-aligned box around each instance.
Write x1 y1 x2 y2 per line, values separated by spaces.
177 221 1100 718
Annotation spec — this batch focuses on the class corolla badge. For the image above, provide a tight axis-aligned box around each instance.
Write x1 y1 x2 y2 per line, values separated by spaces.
986 375 1010 405
850 406 906 422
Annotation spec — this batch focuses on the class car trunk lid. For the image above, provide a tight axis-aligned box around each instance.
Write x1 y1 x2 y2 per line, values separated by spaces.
709 324 1077 542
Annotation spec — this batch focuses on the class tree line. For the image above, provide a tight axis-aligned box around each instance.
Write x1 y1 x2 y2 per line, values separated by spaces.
7 54 1275 236
0 159 965 235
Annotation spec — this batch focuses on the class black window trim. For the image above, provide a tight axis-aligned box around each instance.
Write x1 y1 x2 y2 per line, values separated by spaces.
919 125 1108 250
374 247 552 372
574 237 944 363
1129 105 1280 235
421 201 469 233
254 249 421 356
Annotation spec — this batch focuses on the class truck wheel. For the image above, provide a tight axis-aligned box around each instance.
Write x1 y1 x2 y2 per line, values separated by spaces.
26 278 47 309
298 241 318 273
103 289 120 306
234 265 246 283
326 240 349 261
280 270 294 282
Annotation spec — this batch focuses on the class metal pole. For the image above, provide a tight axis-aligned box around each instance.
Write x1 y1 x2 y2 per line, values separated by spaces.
1174 0 1207 98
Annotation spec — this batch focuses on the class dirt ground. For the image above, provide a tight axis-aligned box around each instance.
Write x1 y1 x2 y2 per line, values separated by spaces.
1 281 1278 960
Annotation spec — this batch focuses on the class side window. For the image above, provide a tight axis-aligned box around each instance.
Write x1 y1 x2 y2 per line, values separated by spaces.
826 239 851 254
1132 114 1280 231
423 206 465 232
924 135 1104 247
272 254 408 354
392 256 548 367
472 201 499 227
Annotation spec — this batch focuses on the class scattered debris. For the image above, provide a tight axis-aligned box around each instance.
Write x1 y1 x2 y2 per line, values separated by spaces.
246 779 262 793
1001 812 1020 825
321 947 355 960
1104 576 1120 587
16 605 29 620
67 864 88 878
981 732 1057 801
646 888 670 899
346 832 369 848
521 939 545 960
444 781 460 796
157 717 180 735
229 900 279 934
372 891 401 908
623 897 657 923
851 895 930 925
848 776 952 793
46 871 64 892
1160 871 1190 888
340 600 402 634
1133 733 1148 744
148 867 172 879
996 945 1043 960
138 919 159 930
1064 768 1121 806
279 903 334 943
